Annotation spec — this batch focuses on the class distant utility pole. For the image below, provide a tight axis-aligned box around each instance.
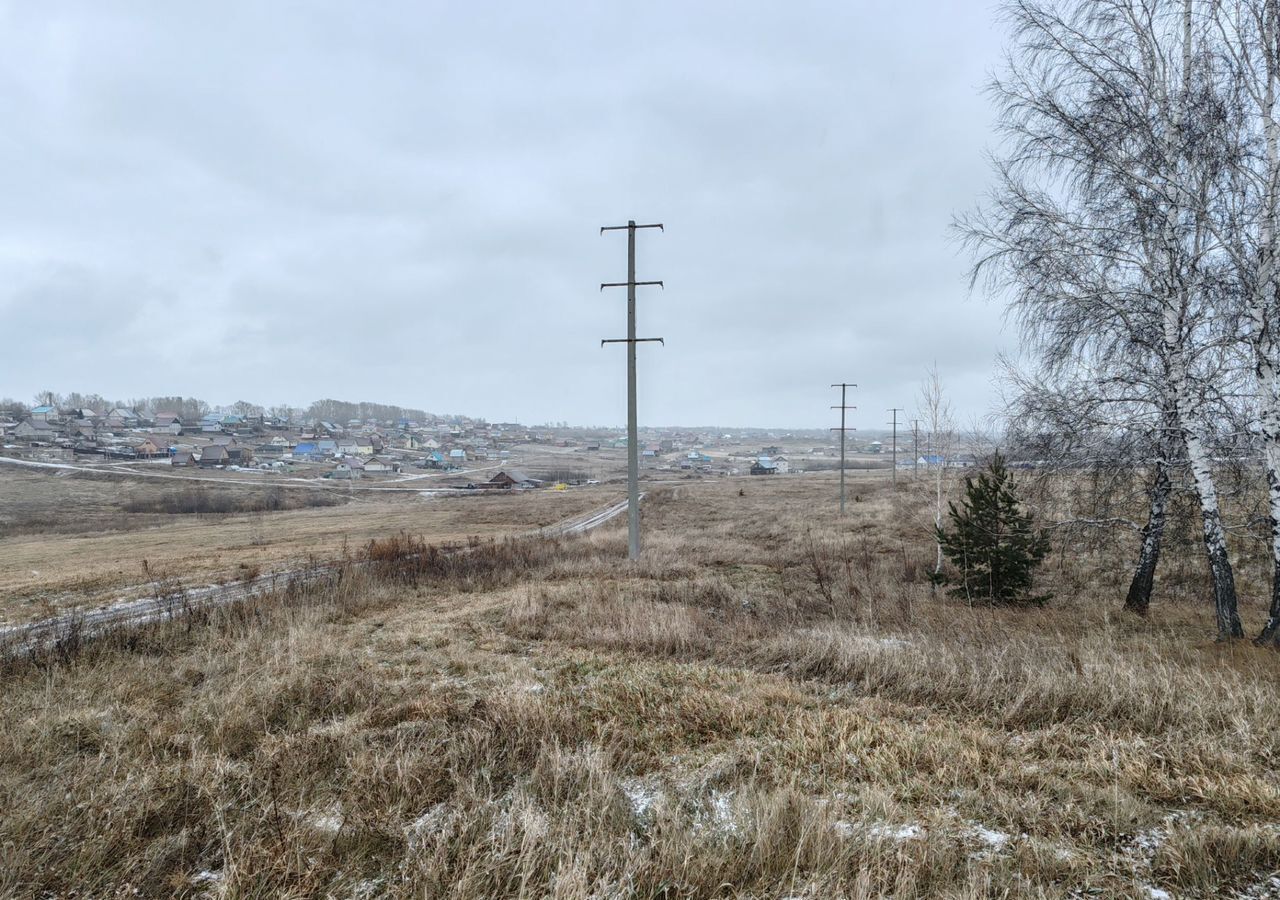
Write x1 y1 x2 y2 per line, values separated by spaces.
600 219 664 561
911 419 920 480
887 408 903 485
831 383 857 514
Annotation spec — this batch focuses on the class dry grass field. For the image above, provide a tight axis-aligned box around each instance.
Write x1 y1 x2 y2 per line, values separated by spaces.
3 471 1280 898
0 467 612 625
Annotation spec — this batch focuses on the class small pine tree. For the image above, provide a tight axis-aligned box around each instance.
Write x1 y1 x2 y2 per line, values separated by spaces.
935 453 1050 606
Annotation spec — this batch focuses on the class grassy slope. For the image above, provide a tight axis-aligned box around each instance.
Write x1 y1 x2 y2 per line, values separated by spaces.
2 475 1279 898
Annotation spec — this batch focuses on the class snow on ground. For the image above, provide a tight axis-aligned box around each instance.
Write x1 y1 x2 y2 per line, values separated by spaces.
865 822 925 841
404 804 450 848
619 778 662 819
691 790 741 836
1233 875 1280 899
968 823 1012 851
305 806 344 833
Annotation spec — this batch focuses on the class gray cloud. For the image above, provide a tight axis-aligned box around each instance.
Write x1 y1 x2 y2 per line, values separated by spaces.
0 1 1013 428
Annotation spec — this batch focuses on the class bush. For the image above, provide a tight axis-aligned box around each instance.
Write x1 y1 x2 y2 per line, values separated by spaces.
123 487 341 515
934 453 1050 606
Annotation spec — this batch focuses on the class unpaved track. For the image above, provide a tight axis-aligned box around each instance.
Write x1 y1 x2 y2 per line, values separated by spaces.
2 495 634 655
0 454 501 492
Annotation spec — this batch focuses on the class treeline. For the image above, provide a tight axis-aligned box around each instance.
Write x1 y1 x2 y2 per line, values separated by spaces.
3 392 444 426
305 399 430 425
961 0 1280 642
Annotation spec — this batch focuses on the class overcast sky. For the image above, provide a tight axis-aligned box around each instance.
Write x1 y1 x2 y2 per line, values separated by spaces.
0 2 1013 429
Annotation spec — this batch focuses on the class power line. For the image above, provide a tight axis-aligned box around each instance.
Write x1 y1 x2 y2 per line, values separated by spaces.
831 383 857 514
911 419 920 480
887 408 903 485
600 219 664 561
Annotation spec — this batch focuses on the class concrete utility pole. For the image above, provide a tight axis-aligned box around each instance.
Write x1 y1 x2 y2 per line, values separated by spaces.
831 383 857 514
911 419 920 480
601 220 664 561
888 408 903 485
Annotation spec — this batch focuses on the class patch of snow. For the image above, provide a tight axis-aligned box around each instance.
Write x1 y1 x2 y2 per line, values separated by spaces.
620 778 662 819
1145 887 1173 900
306 806 344 833
965 823 1012 853
692 790 741 836
406 803 448 843
709 791 738 833
867 822 925 841
1233 874 1280 899
1127 824 1167 868
191 870 221 884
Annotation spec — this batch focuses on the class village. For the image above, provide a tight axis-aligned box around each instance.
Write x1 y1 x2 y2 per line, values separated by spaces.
0 400 935 486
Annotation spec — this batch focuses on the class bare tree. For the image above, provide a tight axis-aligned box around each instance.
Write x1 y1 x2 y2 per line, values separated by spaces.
1203 0 1280 642
918 365 955 577
960 0 1245 637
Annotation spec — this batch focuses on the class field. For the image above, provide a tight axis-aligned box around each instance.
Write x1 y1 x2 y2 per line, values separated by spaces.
0 463 617 626
3 470 1280 898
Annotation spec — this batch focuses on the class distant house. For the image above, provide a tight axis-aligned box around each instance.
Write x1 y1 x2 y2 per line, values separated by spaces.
487 469 542 489
14 420 55 442
293 442 319 459
199 445 230 467
331 459 362 479
29 405 58 423
317 439 339 456
171 451 195 467
750 457 778 476
153 413 182 428
363 457 399 474
448 448 467 464
772 456 791 474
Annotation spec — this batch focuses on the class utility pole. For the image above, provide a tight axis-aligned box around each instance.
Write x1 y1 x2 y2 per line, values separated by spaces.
831 383 857 514
888 408 903 485
601 220 664 560
911 419 920 480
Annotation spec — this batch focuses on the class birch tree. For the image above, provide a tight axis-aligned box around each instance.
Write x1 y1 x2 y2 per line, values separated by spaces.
961 0 1245 638
1203 0 1280 642
918 365 956 578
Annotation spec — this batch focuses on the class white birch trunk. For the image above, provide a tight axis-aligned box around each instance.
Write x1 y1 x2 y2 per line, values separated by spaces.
1248 2 1280 641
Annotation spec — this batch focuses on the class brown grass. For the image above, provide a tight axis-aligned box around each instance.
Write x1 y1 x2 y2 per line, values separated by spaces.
1 472 1279 898
0 470 612 625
